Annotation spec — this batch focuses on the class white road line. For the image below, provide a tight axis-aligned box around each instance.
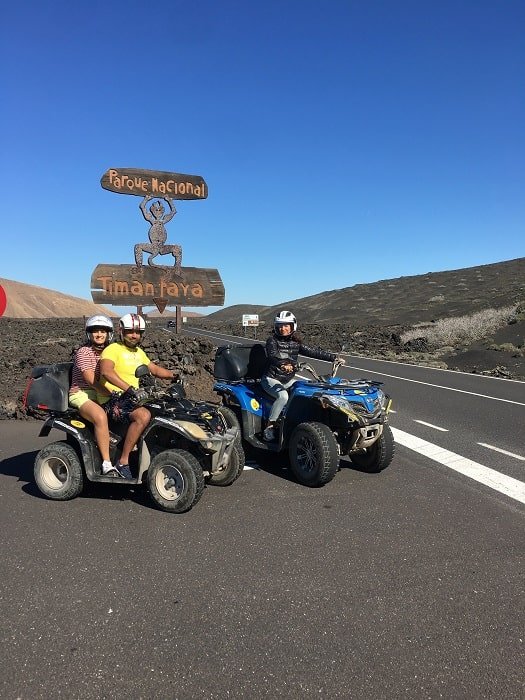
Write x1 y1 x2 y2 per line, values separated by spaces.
478 443 525 462
414 420 448 431
346 366 525 407
392 427 525 505
188 331 524 408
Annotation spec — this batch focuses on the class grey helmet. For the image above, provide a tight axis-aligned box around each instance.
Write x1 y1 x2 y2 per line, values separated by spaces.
85 314 114 347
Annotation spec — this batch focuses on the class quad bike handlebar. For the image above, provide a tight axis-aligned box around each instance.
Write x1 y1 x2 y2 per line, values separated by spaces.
297 357 345 382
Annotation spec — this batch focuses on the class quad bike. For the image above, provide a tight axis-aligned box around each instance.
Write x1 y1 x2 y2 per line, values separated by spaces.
213 344 395 487
24 362 244 513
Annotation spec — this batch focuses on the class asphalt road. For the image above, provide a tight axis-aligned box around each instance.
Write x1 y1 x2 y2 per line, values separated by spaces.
1 330 524 699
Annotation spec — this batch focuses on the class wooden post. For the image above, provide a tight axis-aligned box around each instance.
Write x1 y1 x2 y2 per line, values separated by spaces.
176 305 182 334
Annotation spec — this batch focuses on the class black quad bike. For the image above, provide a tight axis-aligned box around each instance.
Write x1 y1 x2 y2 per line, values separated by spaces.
24 362 244 513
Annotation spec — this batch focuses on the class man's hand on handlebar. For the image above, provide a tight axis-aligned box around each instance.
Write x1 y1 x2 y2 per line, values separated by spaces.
123 387 148 405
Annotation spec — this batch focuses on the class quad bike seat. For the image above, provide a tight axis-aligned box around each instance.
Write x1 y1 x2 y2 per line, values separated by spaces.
214 344 268 382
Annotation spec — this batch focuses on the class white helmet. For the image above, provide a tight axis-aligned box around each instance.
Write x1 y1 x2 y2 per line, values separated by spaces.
85 314 114 346
119 313 146 334
274 310 297 333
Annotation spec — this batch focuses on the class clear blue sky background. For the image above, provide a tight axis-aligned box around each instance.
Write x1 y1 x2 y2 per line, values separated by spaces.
1 0 523 314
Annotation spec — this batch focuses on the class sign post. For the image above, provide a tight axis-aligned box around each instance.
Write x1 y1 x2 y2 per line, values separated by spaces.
242 314 260 339
93 167 224 331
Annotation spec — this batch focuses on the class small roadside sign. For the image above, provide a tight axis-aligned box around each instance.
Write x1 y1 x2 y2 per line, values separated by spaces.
242 314 259 327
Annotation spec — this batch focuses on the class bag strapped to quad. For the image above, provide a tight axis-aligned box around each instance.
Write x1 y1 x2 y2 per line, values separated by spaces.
24 362 73 413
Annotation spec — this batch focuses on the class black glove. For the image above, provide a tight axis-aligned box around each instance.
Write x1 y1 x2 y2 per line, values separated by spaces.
123 387 147 405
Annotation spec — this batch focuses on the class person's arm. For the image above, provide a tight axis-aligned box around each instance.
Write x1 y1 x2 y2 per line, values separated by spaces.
78 358 96 388
81 367 111 396
300 343 337 363
99 357 130 392
75 348 107 394
148 362 176 381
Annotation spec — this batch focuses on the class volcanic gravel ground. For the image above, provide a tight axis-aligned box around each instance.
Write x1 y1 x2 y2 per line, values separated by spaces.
0 318 522 420
0 319 218 420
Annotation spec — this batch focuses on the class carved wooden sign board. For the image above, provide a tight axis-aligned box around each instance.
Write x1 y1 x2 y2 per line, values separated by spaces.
91 265 224 308
92 167 224 316
100 168 208 199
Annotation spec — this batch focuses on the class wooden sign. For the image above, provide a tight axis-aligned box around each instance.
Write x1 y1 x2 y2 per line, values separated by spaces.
100 168 208 199
91 264 224 309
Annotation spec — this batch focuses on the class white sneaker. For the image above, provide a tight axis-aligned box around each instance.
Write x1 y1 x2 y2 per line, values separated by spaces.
263 426 275 441
102 460 114 474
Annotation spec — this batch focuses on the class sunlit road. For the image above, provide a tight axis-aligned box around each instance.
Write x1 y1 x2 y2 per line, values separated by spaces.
1 328 524 698
186 326 525 497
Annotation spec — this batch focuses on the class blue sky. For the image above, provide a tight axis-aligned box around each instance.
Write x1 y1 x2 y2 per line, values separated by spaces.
1 0 523 314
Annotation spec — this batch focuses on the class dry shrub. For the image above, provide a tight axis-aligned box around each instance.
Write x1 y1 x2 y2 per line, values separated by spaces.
401 306 515 349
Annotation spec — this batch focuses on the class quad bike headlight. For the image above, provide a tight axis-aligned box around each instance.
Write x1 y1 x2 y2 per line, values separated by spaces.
376 390 392 413
320 395 360 421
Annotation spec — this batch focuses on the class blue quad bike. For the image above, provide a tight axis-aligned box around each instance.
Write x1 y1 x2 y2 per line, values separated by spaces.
213 344 395 487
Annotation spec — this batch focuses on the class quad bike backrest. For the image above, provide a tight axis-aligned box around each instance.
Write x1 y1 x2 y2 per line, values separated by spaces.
24 362 73 412
214 344 268 381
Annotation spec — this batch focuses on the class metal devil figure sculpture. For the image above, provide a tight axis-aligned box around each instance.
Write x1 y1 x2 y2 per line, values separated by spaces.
91 168 225 325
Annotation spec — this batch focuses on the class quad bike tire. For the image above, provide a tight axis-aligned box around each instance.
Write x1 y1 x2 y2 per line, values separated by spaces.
217 406 241 443
218 404 256 458
147 449 205 513
207 442 245 487
350 423 395 473
288 422 339 487
34 441 85 501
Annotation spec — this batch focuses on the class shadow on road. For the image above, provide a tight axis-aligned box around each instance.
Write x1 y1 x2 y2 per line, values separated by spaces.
249 448 387 481
0 450 37 483
0 449 158 510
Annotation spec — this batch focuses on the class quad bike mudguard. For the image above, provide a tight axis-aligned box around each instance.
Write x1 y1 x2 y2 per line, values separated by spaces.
38 413 102 480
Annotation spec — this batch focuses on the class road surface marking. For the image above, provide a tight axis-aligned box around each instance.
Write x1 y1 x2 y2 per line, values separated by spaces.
185 330 524 407
392 427 525 505
414 420 448 431
345 366 525 407
477 443 525 462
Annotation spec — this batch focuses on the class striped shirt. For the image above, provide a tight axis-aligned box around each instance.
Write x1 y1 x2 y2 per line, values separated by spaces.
69 345 102 395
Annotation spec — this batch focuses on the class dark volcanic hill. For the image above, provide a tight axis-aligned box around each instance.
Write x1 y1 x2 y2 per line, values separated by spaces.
208 258 525 326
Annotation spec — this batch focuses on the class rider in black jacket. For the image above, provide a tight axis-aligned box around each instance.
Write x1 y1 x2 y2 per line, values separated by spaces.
261 310 345 441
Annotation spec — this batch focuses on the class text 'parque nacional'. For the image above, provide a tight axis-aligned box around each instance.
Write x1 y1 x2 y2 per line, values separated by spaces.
100 168 208 199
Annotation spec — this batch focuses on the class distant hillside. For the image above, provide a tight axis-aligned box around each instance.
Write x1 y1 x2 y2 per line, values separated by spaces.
0 279 118 319
2 258 523 324
207 258 525 326
0 279 207 319
147 309 204 319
